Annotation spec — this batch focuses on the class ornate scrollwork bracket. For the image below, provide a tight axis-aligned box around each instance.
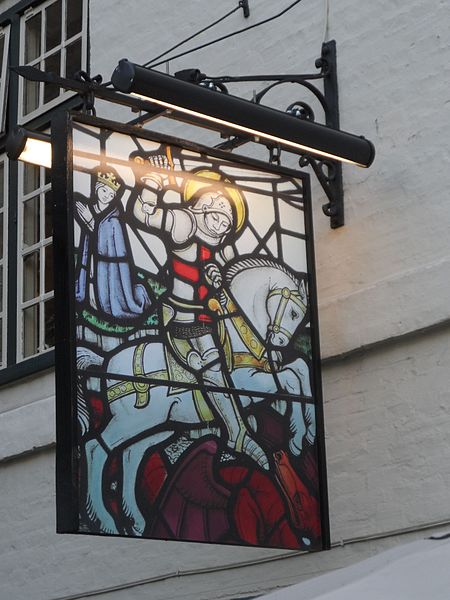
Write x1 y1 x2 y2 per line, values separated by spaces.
211 40 344 228
11 40 344 227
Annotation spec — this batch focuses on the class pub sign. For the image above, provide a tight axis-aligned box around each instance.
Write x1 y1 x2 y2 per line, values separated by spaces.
54 113 329 551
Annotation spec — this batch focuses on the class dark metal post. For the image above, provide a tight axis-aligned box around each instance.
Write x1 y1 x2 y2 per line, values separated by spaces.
320 40 344 228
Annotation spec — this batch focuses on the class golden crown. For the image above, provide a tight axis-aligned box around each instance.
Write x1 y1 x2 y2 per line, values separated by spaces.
97 171 121 192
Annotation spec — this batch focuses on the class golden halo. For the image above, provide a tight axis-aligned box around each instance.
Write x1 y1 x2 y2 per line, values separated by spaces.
183 170 246 233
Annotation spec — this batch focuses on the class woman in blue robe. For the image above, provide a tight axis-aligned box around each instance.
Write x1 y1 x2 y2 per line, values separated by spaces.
75 169 151 320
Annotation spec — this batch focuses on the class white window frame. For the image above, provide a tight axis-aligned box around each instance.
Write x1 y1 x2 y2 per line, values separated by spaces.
18 0 88 124
17 160 53 362
0 155 7 369
0 25 11 134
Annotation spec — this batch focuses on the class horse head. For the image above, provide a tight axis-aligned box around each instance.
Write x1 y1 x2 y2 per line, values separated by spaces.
266 276 307 347
225 257 308 348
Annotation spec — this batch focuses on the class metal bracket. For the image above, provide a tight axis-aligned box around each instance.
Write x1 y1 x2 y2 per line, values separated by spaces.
209 41 344 227
268 144 282 166
74 70 103 116
239 0 250 18
11 40 344 227
315 40 344 228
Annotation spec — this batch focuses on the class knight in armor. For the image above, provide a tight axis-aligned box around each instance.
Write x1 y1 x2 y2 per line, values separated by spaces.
132 154 268 470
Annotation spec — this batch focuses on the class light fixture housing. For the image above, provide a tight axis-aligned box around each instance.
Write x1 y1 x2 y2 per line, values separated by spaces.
111 59 375 168
6 126 52 168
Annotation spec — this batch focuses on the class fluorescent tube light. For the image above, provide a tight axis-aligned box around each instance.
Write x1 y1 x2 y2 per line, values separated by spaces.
111 59 375 168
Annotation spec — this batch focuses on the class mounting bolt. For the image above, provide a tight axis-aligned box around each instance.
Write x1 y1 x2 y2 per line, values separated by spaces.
239 0 250 18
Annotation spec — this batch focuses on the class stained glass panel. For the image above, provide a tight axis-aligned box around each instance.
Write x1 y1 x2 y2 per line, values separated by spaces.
55 117 328 551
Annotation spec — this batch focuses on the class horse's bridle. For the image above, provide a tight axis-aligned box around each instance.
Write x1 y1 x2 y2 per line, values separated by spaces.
267 286 307 341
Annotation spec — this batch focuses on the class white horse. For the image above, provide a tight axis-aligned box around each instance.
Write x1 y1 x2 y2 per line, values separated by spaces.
80 257 315 535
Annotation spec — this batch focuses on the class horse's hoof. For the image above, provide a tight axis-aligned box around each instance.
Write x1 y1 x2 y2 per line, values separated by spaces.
305 429 315 445
238 435 270 470
289 438 302 456
131 525 145 537
100 523 119 535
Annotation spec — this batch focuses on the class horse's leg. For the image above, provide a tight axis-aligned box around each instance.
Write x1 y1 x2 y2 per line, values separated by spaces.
277 358 315 454
232 363 312 456
122 431 174 536
288 402 307 456
86 385 200 534
85 437 118 534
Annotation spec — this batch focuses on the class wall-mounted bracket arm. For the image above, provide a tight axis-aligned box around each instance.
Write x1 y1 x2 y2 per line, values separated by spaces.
209 40 344 228
316 40 344 228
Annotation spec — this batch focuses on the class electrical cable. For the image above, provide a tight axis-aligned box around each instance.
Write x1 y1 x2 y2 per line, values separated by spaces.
145 0 305 70
45 516 450 600
143 4 242 68
323 0 330 42
100 3 242 88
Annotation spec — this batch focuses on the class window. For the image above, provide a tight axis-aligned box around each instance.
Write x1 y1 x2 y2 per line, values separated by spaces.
17 161 54 360
0 156 7 368
19 0 87 122
0 26 10 133
0 0 88 378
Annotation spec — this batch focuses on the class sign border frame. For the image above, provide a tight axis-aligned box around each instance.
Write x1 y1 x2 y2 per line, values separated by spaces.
53 111 330 550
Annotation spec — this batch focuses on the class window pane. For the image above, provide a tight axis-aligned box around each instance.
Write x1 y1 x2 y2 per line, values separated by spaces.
44 298 55 348
0 36 4 68
23 164 40 195
65 38 81 78
0 213 3 260
0 162 4 209
25 13 42 63
23 304 39 357
23 196 40 247
44 52 61 103
0 265 3 312
45 167 51 186
23 251 40 302
45 191 53 238
23 79 40 116
0 318 2 365
66 0 83 39
45 1 62 51
45 244 53 292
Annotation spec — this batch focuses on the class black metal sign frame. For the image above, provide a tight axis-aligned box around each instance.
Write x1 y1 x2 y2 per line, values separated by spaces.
53 111 330 551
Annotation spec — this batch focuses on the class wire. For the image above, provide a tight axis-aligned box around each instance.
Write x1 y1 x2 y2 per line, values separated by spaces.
146 0 305 70
44 516 450 600
143 5 242 68
323 0 330 42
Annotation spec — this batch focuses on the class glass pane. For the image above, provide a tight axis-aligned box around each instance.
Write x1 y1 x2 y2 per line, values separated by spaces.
45 167 51 186
0 162 4 209
23 196 40 247
45 244 53 292
0 36 4 68
23 163 40 195
44 298 55 348
0 318 2 366
0 265 3 312
23 251 40 302
0 213 3 260
44 52 61 103
45 191 53 238
23 304 39 358
45 1 62 51
23 79 40 115
66 0 83 39
25 13 42 63
65 38 81 78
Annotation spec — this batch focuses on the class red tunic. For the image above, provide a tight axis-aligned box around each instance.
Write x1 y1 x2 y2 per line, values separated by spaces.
170 244 213 323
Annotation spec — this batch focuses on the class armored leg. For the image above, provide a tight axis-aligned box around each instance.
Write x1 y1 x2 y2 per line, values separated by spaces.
187 334 269 470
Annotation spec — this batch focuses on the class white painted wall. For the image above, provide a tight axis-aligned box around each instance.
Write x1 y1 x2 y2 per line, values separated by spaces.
1 0 450 598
